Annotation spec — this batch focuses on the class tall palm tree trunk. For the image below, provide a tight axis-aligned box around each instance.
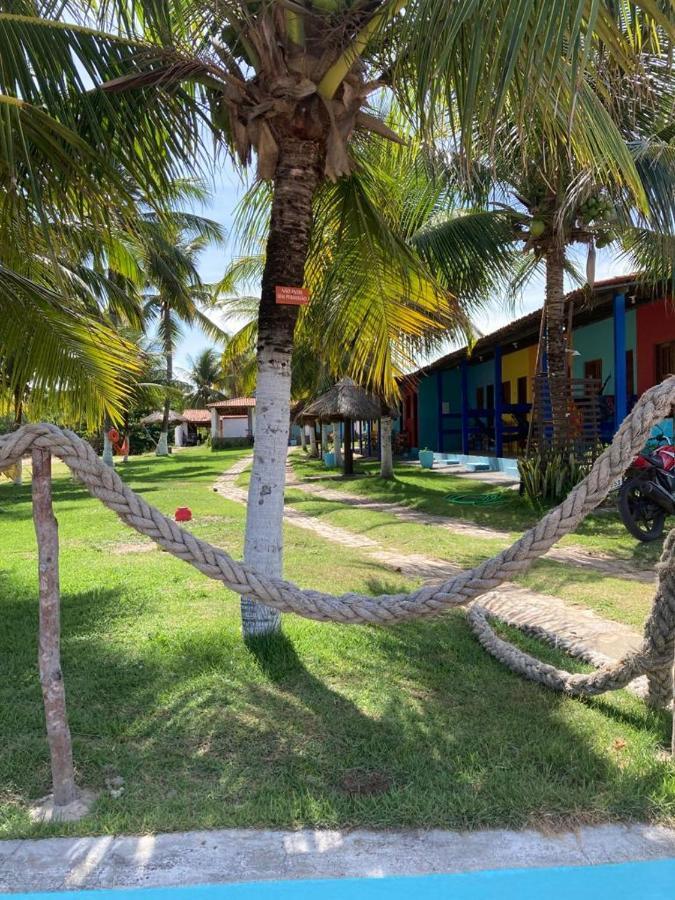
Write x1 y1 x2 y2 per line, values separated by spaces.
123 411 130 463
333 423 342 467
241 137 322 638
102 418 114 467
308 424 318 457
543 244 569 448
380 416 394 479
12 385 23 484
157 304 172 457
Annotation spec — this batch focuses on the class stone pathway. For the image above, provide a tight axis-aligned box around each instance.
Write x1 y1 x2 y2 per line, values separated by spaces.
285 468 655 584
213 457 645 680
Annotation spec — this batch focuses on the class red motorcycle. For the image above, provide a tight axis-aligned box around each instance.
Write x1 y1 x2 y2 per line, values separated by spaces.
618 431 675 541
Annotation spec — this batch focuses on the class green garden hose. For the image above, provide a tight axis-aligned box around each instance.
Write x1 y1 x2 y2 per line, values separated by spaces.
445 492 508 506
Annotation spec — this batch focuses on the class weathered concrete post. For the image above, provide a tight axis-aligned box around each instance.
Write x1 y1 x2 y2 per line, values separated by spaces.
32 448 78 809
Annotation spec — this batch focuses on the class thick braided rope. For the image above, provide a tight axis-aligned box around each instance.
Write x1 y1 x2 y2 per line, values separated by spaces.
467 524 675 700
1 379 675 639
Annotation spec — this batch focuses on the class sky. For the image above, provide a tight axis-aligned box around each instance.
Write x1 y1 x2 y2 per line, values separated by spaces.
173 162 633 380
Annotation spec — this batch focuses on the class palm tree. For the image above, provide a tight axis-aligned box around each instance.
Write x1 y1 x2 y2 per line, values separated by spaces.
141 224 227 455
5 2 672 636
185 348 227 407
416 31 675 448
418 134 675 447
0 164 145 424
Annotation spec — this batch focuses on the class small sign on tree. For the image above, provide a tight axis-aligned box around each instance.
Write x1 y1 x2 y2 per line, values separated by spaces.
275 285 309 306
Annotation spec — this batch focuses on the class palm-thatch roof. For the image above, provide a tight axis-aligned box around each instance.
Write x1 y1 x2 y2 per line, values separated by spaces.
299 378 397 423
140 410 187 426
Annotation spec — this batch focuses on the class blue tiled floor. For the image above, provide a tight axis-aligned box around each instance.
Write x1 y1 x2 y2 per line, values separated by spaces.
11 859 675 899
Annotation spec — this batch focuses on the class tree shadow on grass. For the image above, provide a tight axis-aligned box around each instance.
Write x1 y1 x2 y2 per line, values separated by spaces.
2 569 673 837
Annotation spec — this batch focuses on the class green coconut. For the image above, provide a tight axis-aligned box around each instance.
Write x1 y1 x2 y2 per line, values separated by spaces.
529 218 546 239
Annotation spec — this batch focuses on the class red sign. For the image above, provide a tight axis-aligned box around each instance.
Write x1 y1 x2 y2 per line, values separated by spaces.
275 285 309 306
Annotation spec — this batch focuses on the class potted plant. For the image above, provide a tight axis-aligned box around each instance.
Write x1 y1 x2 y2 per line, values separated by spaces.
323 450 336 468
419 448 434 469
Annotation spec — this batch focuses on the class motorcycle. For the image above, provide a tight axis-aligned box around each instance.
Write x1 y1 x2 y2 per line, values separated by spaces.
618 430 675 542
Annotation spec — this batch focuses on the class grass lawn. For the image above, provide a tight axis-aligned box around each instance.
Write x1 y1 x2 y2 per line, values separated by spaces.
281 455 660 628
1 447 673 840
287 455 664 563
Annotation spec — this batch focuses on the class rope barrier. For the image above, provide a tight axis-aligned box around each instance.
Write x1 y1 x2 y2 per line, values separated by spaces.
2 377 675 707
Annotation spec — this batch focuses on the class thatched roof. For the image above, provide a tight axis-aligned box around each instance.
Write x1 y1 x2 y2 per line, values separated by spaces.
299 379 397 423
140 410 187 426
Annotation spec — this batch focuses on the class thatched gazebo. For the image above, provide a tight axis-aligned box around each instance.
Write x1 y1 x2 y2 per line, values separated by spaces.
300 378 396 475
140 410 187 426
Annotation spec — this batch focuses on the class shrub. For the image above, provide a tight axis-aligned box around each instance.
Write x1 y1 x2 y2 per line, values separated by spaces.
0 416 16 436
211 436 252 451
518 448 592 509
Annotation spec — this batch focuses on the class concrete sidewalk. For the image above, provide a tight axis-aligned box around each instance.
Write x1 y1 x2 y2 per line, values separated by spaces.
2 824 675 894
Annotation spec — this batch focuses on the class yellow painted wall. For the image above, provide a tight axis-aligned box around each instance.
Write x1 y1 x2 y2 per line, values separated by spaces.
501 346 537 402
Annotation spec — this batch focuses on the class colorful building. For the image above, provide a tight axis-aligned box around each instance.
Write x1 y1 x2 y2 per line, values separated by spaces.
401 275 674 458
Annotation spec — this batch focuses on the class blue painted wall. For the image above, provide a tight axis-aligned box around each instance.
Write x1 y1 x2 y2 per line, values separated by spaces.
417 301 640 456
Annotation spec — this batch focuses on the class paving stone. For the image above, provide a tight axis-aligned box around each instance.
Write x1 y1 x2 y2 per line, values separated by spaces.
216 457 644 671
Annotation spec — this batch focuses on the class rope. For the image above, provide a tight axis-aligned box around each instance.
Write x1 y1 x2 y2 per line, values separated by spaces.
2 377 675 705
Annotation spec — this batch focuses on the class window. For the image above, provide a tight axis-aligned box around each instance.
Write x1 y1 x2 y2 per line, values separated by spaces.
501 381 512 405
486 384 495 410
517 376 528 405
656 341 675 384
476 386 484 409
626 349 635 398
584 359 602 392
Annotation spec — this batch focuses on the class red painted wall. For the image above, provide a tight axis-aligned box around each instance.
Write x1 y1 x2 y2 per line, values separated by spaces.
400 383 419 447
637 298 675 394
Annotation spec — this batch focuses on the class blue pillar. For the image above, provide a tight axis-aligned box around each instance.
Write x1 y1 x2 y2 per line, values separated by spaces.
494 347 503 458
613 292 627 433
460 360 469 454
436 371 443 452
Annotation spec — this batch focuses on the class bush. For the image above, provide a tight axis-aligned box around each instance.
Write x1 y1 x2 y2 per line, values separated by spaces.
518 448 592 509
0 416 16 436
211 436 252 451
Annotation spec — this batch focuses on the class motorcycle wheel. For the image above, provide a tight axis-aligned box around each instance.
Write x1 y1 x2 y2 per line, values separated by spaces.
618 478 667 542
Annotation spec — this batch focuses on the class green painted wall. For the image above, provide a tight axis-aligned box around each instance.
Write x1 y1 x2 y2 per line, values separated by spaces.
440 367 461 451
418 374 438 450
466 358 495 408
418 367 463 451
570 308 636 393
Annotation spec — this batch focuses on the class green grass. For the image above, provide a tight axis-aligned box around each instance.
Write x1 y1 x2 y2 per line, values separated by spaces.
282 455 660 627
1 447 673 839
288 455 664 564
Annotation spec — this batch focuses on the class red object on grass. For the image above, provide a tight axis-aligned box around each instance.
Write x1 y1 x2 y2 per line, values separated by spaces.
175 507 192 522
